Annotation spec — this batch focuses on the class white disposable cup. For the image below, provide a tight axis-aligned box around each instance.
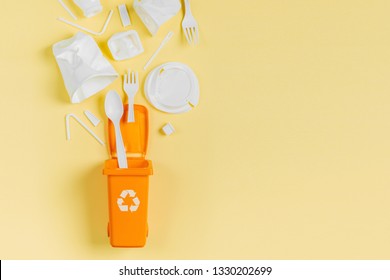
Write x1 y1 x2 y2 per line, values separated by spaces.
53 32 118 103
73 0 102 18
133 0 181 36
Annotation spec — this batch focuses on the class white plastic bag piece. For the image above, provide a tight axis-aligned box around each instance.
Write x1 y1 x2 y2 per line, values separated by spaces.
73 0 102 18
162 123 175 136
108 31 144 61
84 110 101 126
118 4 131 27
53 32 118 103
133 0 181 36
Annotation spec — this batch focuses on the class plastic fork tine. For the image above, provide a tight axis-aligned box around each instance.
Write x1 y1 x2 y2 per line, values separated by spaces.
182 0 199 45
188 28 193 44
188 29 193 44
191 28 196 44
194 27 199 44
184 28 191 44
123 70 139 123
193 28 197 44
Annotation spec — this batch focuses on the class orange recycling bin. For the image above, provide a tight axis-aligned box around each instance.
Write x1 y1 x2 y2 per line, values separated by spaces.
103 104 153 248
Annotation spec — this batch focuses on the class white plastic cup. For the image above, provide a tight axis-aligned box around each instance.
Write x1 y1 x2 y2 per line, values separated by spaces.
73 0 102 18
133 0 181 36
53 32 118 103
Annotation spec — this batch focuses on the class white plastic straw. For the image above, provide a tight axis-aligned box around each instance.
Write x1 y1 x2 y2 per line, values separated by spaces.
57 0 77 20
57 10 113 36
84 110 101 127
65 113 104 146
143 31 174 70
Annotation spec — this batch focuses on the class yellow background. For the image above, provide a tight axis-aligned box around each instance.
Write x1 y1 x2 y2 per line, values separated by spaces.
1 0 390 259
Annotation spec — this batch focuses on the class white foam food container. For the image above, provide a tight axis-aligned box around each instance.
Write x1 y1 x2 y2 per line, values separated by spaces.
108 31 144 61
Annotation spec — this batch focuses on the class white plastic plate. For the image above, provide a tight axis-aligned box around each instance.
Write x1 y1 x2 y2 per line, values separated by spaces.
144 62 199 114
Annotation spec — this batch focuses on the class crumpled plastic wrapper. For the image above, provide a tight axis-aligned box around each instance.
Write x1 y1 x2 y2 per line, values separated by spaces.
53 32 118 103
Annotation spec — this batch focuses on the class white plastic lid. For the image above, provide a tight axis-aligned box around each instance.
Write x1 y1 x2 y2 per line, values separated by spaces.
145 62 199 114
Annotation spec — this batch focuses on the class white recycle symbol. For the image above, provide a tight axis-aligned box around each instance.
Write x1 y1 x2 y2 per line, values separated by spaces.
117 190 140 213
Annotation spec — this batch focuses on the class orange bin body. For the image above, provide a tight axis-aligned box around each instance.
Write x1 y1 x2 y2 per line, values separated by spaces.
103 105 153 248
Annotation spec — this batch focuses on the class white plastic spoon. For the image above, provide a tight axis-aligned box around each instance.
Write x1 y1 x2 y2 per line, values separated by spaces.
105 90 128 169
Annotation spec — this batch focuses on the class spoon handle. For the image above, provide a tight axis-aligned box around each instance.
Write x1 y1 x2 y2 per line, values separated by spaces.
114 122 128 168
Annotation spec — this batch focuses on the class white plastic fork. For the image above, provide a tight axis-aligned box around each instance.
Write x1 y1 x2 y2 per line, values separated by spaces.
123 70 139 123
182 0 199 45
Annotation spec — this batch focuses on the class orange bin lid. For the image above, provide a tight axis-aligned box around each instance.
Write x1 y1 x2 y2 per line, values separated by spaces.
108 104 149 158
